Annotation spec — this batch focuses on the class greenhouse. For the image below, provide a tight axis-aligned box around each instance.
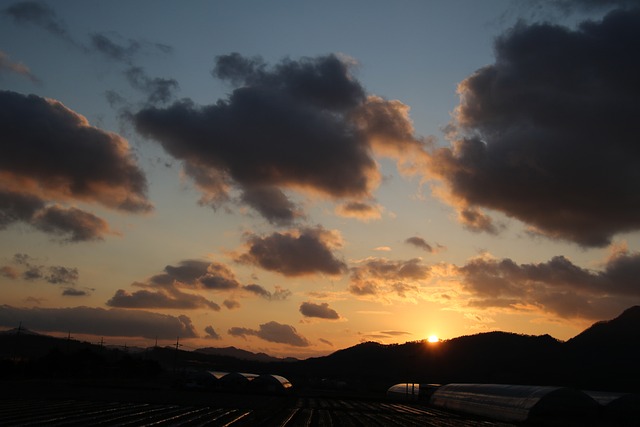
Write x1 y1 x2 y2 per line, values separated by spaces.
249 374 293 394
429 383 599 422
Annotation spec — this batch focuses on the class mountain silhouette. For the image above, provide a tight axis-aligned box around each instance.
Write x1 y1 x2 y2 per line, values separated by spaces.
195 346 298 363
2 306 639 392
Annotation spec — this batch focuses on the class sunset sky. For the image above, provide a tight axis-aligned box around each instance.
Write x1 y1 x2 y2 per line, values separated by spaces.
2 0 640 358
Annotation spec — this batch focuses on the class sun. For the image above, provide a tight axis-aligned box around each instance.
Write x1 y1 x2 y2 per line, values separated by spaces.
427 335 439 343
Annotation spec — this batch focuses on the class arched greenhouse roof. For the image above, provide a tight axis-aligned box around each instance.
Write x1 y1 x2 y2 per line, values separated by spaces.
429 383 599 423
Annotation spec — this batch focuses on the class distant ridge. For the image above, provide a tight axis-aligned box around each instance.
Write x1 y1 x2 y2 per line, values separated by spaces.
195 346 298 362
0 327 44 336
2 306 640 391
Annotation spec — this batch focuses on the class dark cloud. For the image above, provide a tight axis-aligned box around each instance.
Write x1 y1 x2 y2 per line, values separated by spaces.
2 2 72 42
349 282 378 296
240 186 302 226
529 0 640 14
198 262 240 290
90 32 178 105
428 8 640 247
5 253 79 285
319 338 333 346
0 90 151 241
125 66 179 105
22 265 42 281
0 305 197 339
106 288 220 311
237 227 347 276
0 50 39 83
105 258 276 310
0 190 43 228
242 284 292 301
204 325 221 340
45 265 78 284
90 32 140 64
349 257 431 299
158 259 209 285
62 288 86 296
0 192 111 242
31 205 111 242
405 237 433 253
134 53 427 223
299 301 340 320
223 299 240 310
227 320 309 347
335 201 382 221
457 249 640 319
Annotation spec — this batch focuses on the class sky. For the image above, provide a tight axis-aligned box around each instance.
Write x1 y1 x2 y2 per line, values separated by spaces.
1 0 640 358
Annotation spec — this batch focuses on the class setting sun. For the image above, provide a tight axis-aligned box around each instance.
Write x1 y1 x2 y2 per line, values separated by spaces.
427 335 439 343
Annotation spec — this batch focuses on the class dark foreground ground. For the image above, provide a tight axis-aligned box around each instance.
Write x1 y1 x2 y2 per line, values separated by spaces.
0 380 631 426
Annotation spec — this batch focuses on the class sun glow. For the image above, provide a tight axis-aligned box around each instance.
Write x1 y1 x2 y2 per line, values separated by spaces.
427 335 439 343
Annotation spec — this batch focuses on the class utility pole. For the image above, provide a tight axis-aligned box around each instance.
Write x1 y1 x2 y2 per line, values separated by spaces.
172 336 180 374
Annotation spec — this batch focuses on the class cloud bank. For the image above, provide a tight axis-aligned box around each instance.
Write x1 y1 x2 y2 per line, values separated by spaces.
0 305 197 339
456 247 640 320
134 53 428 224
0 90 151 241
427 8 640 246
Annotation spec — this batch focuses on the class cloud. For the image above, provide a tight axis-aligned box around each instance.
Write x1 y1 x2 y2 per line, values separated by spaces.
0 50 39 83
106 258 288 310
106 288 220 311
349 257 431 299
2 2 73 43
405 236 433 253
0 91 151 241
242 284 291 301
0 265 18 279
240 185 303 226
299 301 340 320
204 325 221 340
90 32 141 64
227 320 309 347
124 66 179 105
223 299 240 310
335 201 383 221
44 265 78 285
62 288 87 296
133 53 428 223
31 205 112 242
198 262 240 290
237 227 347 276
2 254 79 286
427 8 640 247
319 338 333 346
456 249 640 320
0 305 197 339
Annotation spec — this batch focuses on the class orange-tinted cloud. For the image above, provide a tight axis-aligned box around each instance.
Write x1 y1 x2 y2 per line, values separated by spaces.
0 50 39 83
228 320 310 347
